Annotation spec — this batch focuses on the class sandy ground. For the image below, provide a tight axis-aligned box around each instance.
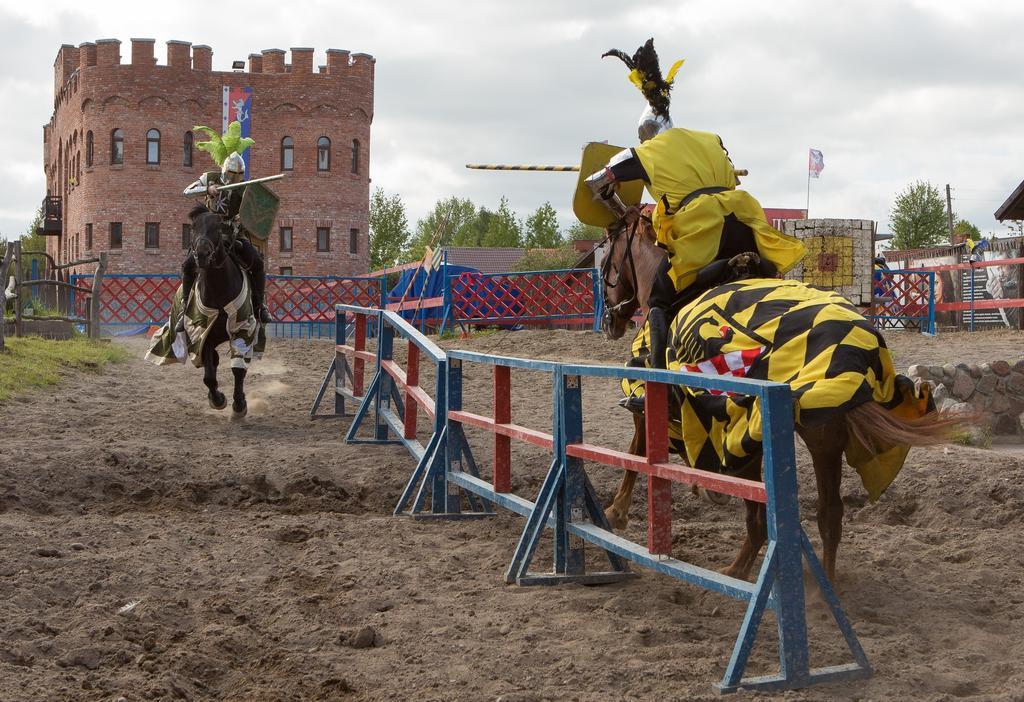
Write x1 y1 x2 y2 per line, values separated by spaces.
1 327 1024 701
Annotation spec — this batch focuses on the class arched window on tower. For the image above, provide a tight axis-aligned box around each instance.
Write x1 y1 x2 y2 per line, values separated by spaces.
183 131 193 167
111 129 124 165
351 139 360 174
281 136 294 171
85 131 93 167
317 136 331 171
146 128 161 165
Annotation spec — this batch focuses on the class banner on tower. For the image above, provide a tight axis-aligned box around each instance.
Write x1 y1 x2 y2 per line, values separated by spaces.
223 86 253 178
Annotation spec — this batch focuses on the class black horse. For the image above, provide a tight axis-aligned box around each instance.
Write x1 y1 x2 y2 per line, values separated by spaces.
189 205 250 418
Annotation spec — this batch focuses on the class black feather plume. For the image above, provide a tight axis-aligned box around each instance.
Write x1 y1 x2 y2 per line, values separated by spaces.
601 48 635 70
602 38 674 121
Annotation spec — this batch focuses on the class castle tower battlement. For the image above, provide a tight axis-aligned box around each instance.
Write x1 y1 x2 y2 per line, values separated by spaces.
42 39 375 279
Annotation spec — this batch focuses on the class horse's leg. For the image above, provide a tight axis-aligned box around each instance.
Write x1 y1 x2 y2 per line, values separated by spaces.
204 346 227 410
605 412 645 530
231 365 247 418
801 421 846 583
722 456 767 581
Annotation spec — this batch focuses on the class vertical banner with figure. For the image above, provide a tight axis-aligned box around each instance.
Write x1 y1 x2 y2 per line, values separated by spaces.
222 86 253 178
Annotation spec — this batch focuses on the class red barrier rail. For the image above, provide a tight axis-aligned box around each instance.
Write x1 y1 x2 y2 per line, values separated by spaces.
908 257 1024 272
565 381 767 555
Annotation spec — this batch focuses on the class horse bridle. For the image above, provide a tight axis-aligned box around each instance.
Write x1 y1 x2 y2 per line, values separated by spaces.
600 218 641 332
192 219 230 270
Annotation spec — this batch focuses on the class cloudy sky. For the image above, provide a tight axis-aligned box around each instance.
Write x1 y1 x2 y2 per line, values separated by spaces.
1 0 1022 242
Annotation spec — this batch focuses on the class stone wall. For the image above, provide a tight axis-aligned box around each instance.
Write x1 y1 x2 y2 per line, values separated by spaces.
908 360 1024 436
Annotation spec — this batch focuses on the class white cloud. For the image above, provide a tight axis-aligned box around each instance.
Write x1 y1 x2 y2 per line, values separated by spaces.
0 0 1022 242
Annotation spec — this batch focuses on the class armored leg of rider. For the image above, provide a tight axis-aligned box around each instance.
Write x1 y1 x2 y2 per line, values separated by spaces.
646 257 679 371
235 239 270 323
177 255 198 332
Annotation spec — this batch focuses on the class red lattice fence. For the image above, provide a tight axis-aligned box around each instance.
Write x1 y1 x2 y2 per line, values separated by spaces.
72 274 384 328
451 269 597 326
870 270 935 334
268 276 382 323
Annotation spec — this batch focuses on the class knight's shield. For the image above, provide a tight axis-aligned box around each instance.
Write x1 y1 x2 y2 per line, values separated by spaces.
572 142 646 228
239 182 280 241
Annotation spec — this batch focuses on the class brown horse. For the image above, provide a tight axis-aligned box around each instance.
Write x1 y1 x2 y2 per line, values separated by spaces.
599 217 952 583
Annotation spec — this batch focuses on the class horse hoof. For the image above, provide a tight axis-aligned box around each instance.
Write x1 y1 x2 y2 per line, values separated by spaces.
698 487 731 505
208 391 227 410
232 401 247 419
603 507 628 532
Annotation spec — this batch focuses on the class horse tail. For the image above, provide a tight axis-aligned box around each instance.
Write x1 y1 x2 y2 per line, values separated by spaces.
844 401 962 451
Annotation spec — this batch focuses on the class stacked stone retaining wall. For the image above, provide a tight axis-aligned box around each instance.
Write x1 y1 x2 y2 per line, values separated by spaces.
908 360 1024 436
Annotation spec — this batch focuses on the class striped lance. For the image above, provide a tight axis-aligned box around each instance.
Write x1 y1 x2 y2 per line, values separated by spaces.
215 173 287 192
466 163 749 176
466 164 579 172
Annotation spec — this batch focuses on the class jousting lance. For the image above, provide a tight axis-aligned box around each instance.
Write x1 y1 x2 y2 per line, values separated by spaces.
215 173 287 191
466 164 580 172
465 164 749 176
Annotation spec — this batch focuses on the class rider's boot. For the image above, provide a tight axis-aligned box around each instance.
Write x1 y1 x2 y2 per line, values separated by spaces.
250 263 271 324
619 306 669 415
648 306 669 370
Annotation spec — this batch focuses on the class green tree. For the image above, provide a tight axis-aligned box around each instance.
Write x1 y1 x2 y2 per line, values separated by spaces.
18 207 45 277
404 197 478 261
524 202 562 249
451 206 492 247
953 218 981 242
889 181 949 250
481 196 523 248
565 220 606 241
514 244 580 272
368 188 411 271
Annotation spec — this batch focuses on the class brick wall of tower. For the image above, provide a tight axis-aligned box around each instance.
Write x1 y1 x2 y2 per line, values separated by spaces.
43 39 375 278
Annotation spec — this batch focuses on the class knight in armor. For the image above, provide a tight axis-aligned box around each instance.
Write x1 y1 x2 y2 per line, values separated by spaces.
586 39 807 369
180 150 270 328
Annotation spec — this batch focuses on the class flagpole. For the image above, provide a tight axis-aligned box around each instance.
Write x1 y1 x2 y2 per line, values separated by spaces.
806 170 811 218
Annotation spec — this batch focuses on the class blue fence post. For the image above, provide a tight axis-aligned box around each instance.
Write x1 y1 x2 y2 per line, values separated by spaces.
335 305 347 415
438 250 451 336
760 384 809 685
927 271 936 336
969 263 976 332
591 266 603 333
444 357 465 513
374 314 395 441
557 371 587 577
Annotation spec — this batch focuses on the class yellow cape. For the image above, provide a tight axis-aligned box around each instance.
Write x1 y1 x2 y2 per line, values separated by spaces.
633 128 807 293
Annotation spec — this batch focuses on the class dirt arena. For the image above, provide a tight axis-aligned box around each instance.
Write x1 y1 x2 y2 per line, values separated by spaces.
2 328 1024 701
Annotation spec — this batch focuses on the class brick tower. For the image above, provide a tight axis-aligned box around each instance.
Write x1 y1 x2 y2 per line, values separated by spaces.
42 39 374 277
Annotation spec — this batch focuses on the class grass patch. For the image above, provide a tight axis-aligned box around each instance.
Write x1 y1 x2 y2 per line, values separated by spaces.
0 336 128 402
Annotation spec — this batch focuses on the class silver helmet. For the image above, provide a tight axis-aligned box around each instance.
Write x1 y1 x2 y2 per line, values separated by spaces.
221 151 246 183
638 104 672 143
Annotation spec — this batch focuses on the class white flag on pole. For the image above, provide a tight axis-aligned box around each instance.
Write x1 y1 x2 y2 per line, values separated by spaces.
808 148 825 179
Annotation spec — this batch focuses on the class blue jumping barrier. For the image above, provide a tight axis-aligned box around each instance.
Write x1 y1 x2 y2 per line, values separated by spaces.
320 303 873 693
871 269 936 335
309 306 373 418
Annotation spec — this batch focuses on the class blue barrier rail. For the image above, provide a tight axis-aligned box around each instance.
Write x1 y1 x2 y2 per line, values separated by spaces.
321 303 872 693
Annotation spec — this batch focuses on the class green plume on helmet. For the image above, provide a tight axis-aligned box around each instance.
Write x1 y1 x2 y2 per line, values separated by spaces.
192 120 255 167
